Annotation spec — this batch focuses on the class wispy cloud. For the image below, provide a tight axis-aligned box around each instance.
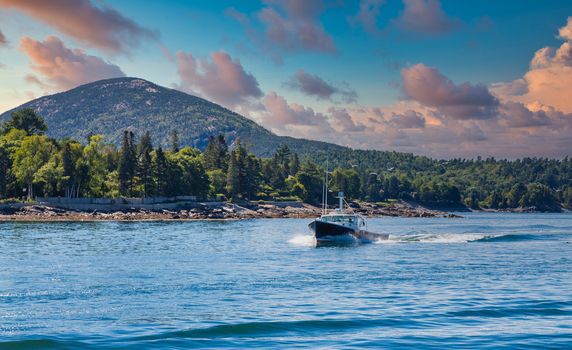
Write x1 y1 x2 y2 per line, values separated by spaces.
349 0 385 35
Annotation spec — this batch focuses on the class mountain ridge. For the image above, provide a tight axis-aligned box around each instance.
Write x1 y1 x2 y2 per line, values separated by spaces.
0 77 348 157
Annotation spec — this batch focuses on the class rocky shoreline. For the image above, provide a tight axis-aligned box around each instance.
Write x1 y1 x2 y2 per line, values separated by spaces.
0 200 459 222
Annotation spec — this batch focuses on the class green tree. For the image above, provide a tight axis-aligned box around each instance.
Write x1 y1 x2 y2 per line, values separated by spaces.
331 168 361 198
204 134 229 171
61 141 83 198
296 160 323 205
154 147 168 196
12 135 54 199
83 135 108 197
118 131 137 196
34 153 65 196
2 108 47 136
289 153 300 175
226 149 240 199
138 131 154 197
520 183 558 211
508 183 527 208
207 169 227 198
204 135 218 170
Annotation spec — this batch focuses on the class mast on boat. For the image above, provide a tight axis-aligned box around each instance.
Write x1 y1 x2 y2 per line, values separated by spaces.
322 158 328 215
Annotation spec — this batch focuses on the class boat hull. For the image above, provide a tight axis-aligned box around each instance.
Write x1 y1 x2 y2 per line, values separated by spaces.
308 219 390 244
308 220 356 240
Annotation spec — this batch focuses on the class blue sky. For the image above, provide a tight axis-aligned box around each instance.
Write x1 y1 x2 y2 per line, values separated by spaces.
1 0 572 158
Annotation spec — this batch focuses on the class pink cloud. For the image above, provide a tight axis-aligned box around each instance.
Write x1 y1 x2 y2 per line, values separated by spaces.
285 69 357 103
20 36 125 91
558 16 572 41
0 0 157 54
260 91 326 128
393 0 460 35
494 17 572 113
176 51 263 109
401 63 499 120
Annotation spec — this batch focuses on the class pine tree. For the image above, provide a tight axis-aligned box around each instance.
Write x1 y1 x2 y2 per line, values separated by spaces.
235 140 248 196
204 134 229 171
2 108 47 136
275 144 291 174
289 153 300 175
128 131 138 194
204 135 218 170
118 130 137 196
216 134 228 170
244 154 261 199
226 149 240 199
155 147 168 196
138 131 153 197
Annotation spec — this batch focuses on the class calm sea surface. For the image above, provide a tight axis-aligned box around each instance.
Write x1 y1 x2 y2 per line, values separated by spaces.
1 213 571 349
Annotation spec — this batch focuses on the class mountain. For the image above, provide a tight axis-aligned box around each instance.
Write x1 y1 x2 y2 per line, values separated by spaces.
0 77 346 157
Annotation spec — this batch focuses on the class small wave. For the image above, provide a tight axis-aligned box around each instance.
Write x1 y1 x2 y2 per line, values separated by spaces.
0 338 88 350
132 318 424 341
384 233 541 243
472 234 539 242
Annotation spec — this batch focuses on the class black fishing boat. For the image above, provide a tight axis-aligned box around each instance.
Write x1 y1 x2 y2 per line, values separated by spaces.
308 166 388 243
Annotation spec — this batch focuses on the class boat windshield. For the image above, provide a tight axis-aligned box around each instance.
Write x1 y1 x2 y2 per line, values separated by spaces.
323 215 357 224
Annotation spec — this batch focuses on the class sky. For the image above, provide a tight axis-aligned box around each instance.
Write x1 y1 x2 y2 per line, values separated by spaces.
1 0 572 159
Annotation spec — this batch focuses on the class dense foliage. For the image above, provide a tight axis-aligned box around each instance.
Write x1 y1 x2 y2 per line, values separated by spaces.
1 109 571 211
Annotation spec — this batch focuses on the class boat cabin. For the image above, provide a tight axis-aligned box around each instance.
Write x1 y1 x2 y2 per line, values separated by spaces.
320 213 366 230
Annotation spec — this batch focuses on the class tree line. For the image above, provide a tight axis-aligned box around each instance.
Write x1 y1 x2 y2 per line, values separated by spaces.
1 109 571 211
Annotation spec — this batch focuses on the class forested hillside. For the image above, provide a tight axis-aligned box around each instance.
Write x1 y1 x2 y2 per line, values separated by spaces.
0 77 346 157
1 109 571 211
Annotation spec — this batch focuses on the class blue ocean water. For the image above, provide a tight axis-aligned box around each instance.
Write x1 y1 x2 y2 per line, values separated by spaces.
1 212 571 349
